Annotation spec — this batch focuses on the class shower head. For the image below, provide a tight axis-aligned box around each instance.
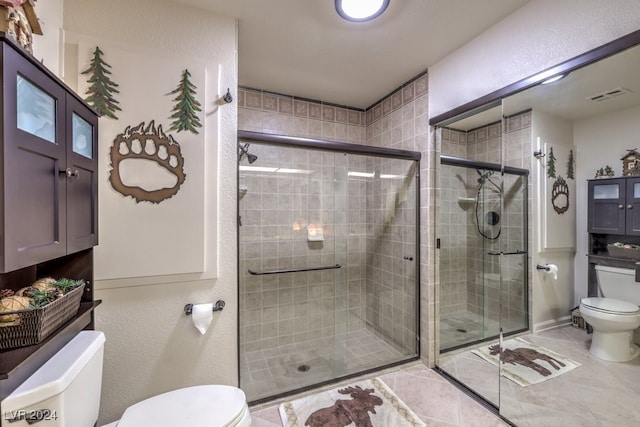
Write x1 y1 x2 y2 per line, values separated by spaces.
238 143 258 164
476 169 493 184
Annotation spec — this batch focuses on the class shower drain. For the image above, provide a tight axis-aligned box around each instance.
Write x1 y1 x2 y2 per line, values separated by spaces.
297 364 311 372
456 328 468 333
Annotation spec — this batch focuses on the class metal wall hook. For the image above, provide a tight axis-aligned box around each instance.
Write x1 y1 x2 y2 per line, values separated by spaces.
533 150 545 159
184 300 225 316
222 88 233 104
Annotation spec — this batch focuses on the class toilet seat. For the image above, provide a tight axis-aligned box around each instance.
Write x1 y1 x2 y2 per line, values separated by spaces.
581 297 640 315
116 385 250 427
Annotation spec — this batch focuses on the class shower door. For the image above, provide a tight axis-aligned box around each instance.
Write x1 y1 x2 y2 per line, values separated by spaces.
435 123 529 408
238 132 420 403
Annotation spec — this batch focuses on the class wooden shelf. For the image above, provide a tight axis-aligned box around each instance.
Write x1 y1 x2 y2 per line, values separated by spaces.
588 254 640 267
0 301 100 401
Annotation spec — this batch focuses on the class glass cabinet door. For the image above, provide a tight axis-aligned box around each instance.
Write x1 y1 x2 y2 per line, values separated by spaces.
66 96 99 253
588 178 625 235
16 74 57 144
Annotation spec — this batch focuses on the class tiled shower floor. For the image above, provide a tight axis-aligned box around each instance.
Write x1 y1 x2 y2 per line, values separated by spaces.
440 310 500 351
241 327 409 402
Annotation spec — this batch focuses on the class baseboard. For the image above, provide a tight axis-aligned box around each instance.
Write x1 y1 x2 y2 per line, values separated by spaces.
533 315 572 333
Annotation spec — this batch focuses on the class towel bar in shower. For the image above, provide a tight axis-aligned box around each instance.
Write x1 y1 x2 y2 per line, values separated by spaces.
487 250 527 256
248 264 341 275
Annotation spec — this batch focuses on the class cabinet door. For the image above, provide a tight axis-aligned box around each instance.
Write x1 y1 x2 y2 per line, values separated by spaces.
66 96 98 252
2 43 68 272
625 177 640 235
588 178 626 234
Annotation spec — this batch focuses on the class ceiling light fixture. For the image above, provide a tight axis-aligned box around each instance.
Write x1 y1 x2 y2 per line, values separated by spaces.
335 0 390 22
540 73 567 85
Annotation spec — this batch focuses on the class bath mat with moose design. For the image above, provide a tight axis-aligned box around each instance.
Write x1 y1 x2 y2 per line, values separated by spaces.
471 337 581 387
279 377 425 427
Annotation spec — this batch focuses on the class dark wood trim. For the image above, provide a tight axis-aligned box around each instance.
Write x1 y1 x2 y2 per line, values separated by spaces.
430 29 640 126
238 130 421 161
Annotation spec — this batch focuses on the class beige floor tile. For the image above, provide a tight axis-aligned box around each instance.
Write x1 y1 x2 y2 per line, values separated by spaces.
248 326 640 426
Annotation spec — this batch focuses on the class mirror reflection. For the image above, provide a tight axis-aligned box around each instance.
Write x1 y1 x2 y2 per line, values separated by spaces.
435 41 640 424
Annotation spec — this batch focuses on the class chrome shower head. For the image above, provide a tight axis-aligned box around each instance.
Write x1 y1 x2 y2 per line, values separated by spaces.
238 143 258 164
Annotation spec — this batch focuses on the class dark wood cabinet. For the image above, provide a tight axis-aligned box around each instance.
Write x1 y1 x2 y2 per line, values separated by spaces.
0 36 98 273
0 35 99 402
587 177 640 301
588 177 640 235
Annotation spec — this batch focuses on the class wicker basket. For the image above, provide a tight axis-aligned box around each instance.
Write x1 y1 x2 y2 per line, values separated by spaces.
0 283 85 350
607 244 640 259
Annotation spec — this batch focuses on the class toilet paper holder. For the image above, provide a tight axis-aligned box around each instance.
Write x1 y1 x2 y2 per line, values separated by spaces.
184 300 225 316
536 264 551 271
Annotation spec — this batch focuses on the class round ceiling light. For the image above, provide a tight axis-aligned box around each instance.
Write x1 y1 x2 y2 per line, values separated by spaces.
335 0 390 22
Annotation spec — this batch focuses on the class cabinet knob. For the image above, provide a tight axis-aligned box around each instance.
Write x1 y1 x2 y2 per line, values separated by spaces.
619 204 625 209
628 204 634 210
59 168 80 179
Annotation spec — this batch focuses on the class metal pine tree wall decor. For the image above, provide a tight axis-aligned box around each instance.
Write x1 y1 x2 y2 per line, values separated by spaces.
167 69 202 134
81 47 121 119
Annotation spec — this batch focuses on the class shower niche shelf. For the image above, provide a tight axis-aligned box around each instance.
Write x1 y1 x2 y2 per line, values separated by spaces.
457 197 476 209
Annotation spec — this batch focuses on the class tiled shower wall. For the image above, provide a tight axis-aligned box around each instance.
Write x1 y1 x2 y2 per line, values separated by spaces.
238 91 368 353
238 73 427 356
502 111 532 331
238 146 349 352
439 111 530 330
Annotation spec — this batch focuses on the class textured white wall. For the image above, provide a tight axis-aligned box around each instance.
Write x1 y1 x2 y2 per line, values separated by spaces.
31 0 64 76
63 1 237 425
429 0 640 117
531 110 575 330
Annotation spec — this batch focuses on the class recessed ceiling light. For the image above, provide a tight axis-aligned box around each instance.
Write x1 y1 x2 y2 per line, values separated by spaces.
336 0 390 22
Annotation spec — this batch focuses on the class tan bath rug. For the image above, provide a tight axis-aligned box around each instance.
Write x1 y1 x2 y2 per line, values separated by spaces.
279 377 425 427
472 337 581 387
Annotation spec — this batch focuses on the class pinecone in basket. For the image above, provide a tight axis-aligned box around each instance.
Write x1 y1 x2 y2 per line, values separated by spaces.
16 286 38 297
0 289 14 299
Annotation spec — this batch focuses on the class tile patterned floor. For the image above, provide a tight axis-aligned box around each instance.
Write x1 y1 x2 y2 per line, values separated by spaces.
249 326 640 426
249 362 508 426
439 325 640 426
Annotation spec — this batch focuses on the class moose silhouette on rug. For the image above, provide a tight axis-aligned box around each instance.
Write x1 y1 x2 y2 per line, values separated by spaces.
488 343 566 376
304 385 383 427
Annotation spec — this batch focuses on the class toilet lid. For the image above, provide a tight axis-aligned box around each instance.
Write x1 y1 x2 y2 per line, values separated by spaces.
581 297 640 314
117 385 247 427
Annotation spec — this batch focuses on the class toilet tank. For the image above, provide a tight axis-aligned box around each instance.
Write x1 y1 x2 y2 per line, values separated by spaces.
595 265 640 305
1 331 105 427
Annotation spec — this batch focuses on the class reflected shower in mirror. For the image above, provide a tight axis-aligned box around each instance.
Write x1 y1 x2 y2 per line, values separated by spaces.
433 31 640 426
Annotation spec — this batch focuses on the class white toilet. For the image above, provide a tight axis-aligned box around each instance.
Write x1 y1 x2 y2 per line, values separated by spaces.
1 331 251 427
580 265 640 362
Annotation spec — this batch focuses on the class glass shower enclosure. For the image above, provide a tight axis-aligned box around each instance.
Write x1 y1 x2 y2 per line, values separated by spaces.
237 131 420 403
435 114 529 408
